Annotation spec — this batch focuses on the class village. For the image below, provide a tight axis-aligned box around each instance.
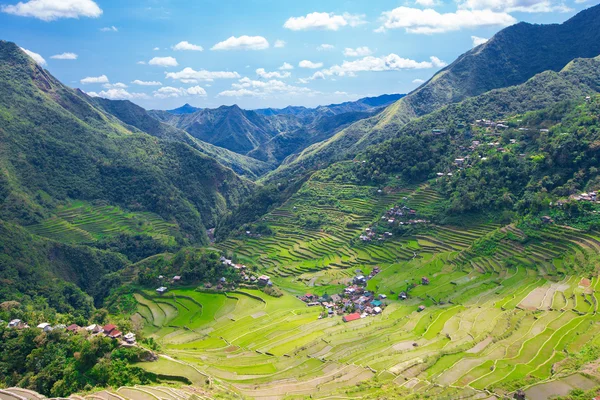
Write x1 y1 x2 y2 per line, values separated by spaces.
360 204 429 243
298 266 430 322
3 319 137 346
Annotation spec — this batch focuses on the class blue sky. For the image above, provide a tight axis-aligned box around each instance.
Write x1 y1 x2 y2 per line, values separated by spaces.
1 0 598 110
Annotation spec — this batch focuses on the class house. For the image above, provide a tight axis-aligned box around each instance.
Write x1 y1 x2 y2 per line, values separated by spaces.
418 305 426 312
330 294 342 303
373 307 382 314
85 324 103 334
172 276 181 282
371 300 383 307
124 332 136 344
541 216 554 224
109 330 122 339
399 292 408 300
8 319 28 329
66 324 81 333
103 324 117 334
353 275 367 285
421 277 430 285
156 286 168 294
37 323 53 332
379 294 387 300
258 275 270 285
343 313 361 322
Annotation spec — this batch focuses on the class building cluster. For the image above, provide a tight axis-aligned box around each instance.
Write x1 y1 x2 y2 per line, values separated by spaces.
299 267 387 321
4 320 136 345
571 191 598 202
220 257 272 287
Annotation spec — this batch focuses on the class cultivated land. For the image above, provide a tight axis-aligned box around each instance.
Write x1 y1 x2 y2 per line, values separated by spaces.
125 179 600 399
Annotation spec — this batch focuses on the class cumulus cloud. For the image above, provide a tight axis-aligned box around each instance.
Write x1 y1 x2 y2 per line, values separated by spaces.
51 52 77 60
87 88 148 100
317 44 335 52
471 35 489 47
153 86 207 99
20 47 46 65
149 56 178 67
299 60 323 69
274 39 286 48
284 12 366 31
131 80 162 86
459 0 571 13
172 41 203 51
279 62 294 70
256 68 291 79
415 0 440 6
310 54 447 79
218 77 316 98
165 67 241 82
103 82 127 89
343 47 373 57
376 7 516 34
80 74 109 84
2 0 101 21
211 35 269 51
100 26 118 32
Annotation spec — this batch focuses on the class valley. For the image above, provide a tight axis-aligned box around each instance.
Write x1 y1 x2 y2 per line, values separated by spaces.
2 3 600 400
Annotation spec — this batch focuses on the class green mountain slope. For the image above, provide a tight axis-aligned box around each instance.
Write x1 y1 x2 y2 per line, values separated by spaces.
0 41 253 242
89 97 274 179
272 4 600 178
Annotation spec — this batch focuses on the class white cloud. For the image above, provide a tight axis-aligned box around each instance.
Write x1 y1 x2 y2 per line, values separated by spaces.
211 35 269 51
2 0 101 21
136 61 146 65
153 86 207 99
317 43 335 51
218 77 317 98
284 12 366 31
131 80 162 86
149 56 178 67
50 52 77 60
299 60 323 69
20 47 46 65
172 41 203 51
415 0 439 6
256 68 291 79
165 67 241 82
471 35 489 47
459 0 571 13
80 74 109 84
100 26 118 32
413 78 426 84
311 54 447 79
103 82 127 89
87 88 148 100
376 7 516 34
274 39 286 48
343 47 373 57
279 62 294 70
153 47 160 51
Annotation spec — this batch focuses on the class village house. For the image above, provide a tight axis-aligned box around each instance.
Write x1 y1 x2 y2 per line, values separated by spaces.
66 324 81 333
109 330 122 339
36 323 52 332
156 286 168 294
8 319 28 329
172 276 181 283
85 324 103 334
343 313 361 322
353 275 367 285
258 275 270 285
124 332 136 344
422 277 430 285
103 324 117 335
418 305 426 312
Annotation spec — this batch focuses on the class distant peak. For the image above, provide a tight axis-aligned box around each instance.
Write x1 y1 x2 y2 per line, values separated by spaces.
167 103 201 115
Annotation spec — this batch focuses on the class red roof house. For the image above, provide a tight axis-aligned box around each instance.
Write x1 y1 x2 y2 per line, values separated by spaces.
108 330 122 339
343 313 361 322
66 324 80 333
103 324 117 334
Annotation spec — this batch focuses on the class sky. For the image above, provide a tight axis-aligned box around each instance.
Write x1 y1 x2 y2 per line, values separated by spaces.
1 0 598 111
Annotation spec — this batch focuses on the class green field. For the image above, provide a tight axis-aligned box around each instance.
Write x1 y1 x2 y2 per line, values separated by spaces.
123 180 600 399
26 201 179 244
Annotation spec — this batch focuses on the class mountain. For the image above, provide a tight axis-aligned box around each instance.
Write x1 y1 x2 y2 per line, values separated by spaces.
89 97 274 179
152 94 404 164
167 103 201 115
0 41 253 243
272 4 600 178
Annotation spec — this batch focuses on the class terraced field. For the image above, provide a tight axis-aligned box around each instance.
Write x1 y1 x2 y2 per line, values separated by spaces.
125 179 600 399
26 201 179 244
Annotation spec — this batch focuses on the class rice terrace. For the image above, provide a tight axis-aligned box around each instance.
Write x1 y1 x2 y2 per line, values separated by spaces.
115 178 600 399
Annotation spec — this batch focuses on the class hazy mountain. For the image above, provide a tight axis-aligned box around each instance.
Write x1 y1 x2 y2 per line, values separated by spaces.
168 103 201 115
